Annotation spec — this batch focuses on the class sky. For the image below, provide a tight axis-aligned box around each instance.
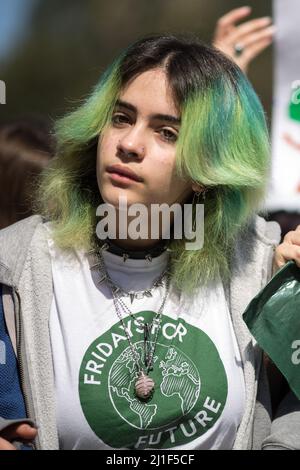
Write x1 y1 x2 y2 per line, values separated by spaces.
0 0 36 60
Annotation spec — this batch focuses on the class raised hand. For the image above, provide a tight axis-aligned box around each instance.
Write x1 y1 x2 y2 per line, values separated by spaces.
213 6 275 73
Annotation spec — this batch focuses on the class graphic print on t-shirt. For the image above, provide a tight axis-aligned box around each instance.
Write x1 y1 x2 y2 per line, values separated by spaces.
79 311 228 449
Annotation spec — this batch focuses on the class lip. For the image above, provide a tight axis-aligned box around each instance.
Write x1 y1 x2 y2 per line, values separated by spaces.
106 164 143 183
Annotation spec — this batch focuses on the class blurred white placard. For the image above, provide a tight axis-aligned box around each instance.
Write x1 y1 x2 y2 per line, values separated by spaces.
266 0 300 212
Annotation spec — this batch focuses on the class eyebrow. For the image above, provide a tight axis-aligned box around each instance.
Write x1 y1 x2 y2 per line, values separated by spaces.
115 99 181 126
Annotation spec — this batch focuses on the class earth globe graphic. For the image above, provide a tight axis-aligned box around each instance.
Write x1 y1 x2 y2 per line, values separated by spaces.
108 341 201 430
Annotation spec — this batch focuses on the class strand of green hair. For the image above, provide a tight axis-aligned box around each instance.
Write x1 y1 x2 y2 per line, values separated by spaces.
36 57 123 248
171 70 270 292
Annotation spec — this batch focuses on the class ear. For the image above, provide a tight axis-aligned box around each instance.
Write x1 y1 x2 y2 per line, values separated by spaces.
191 183 203 193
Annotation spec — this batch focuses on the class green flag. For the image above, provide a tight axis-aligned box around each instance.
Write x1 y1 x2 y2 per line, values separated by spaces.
243 261 300 399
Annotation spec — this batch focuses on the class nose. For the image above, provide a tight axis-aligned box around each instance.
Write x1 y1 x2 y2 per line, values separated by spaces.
117 126 146 160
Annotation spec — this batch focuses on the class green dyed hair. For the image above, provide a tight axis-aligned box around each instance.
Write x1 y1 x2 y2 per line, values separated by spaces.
37 35 270 293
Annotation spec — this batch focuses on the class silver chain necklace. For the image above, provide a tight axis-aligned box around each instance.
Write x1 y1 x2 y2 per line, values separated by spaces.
97 251 170 401
98 260 168 304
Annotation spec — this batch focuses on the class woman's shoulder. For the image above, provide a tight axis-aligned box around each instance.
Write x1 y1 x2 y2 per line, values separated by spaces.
235 215 281 250
251 215 281 246
229 215 281 291
0 215 46 283
0 215 44 248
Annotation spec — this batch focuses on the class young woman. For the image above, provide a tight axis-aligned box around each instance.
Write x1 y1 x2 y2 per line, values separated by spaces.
0 35 300 450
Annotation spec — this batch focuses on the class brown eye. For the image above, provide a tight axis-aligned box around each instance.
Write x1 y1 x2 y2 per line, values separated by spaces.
112 113 130 126
160 128 177 143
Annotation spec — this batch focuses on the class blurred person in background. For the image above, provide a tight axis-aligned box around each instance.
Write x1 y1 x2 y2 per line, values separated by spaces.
0 118 54 229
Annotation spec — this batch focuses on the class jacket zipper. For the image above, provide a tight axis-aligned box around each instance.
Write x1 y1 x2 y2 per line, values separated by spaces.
14 287 41 450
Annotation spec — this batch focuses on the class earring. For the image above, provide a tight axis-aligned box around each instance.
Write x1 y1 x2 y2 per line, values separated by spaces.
202 188 208 200
192 191 202 206
192 187 208 203
192 191 201 232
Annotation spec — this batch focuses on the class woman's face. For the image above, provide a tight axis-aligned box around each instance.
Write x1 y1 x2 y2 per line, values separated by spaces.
97 68 192 209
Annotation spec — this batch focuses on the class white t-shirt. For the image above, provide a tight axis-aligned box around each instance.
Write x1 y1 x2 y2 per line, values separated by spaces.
47 234 246 450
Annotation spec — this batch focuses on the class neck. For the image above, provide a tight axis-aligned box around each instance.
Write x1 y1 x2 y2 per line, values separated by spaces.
111 237 164 251
106 209 172 251
100 237 168 261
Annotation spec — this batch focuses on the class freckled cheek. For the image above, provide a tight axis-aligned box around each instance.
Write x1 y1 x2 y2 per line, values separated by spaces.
148 154 177 193
156 154 188 197
152 149 176 169
97 135 118 169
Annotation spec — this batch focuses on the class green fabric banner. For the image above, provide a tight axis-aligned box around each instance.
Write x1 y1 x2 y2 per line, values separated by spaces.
243 261 300 400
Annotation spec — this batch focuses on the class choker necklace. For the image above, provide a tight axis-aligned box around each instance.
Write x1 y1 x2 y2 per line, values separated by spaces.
96 238 169 262
97 257 169 304
95 250 170 401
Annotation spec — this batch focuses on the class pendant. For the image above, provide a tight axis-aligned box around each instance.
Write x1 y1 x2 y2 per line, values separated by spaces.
135 371 155 400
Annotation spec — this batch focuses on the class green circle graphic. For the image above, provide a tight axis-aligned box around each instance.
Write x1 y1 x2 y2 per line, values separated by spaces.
79 311 228 449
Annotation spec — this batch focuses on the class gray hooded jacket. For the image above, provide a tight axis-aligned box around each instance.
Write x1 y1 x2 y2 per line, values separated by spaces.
0 215 300 450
